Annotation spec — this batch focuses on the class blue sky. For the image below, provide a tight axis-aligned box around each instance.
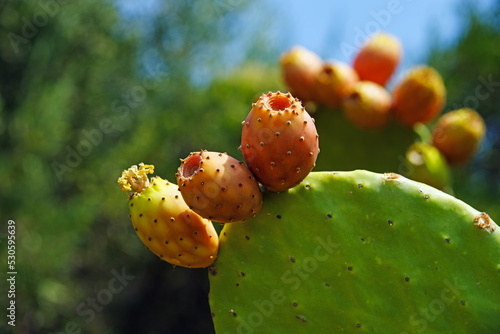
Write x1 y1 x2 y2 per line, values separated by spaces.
116 0 496 86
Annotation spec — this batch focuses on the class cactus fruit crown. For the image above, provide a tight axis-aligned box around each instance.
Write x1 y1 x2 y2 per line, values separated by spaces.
178 154 203 179
261 91 294 111
118 162 155 193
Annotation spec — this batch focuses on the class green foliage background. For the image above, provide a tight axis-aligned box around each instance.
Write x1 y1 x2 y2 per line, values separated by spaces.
0 0 498 333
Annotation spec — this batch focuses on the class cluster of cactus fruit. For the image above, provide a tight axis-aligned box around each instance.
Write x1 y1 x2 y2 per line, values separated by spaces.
280 32 486 190
118 90 319 267
118 32 499 333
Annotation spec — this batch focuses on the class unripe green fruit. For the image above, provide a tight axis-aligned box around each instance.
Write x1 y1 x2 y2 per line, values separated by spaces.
404 142 451 191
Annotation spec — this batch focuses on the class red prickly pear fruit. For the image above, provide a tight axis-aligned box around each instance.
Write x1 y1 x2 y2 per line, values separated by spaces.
431 108 486 165
353 32 402 86
118 163 219 268
176 151 263 223
241 91 319 192
342 81 392 130
404 142 451 191
392 65 446 126
280 46 323 102
314 61 359 108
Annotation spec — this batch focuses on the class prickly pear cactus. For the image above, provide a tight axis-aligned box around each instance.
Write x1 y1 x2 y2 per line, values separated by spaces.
209 171 499 333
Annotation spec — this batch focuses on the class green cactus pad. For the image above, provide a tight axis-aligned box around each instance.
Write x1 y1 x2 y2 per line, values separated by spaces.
209 171 499 333
313 109 417 173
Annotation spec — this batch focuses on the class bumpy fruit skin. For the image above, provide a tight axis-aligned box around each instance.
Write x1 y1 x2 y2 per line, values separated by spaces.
280 46 323 102
353 33 402 86
176 151 262 223
392 65 446 126
118 164 219 268
432 108 486 165
342 81 392 130
241 91 319 192
314 61 359 108
404 142 451 191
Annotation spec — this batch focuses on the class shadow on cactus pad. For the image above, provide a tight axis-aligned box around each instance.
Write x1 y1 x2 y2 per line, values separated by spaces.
209 171 499 333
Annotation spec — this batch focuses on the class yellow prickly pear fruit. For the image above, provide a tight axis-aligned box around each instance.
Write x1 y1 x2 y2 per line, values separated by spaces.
432 108 486 165
314 61 359 108
118 163 219 268
280 46 323 102
342 81 392 130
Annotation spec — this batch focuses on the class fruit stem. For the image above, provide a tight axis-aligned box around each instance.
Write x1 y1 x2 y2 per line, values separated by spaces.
118 163 154 193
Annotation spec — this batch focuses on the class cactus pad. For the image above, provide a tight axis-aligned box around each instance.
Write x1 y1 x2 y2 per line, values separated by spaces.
209 171 499 333
313 110 417 173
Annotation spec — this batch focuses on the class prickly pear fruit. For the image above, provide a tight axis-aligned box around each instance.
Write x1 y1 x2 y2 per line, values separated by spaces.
241 91 319 192
432 108 486 165
342 81 392 130
118 163 219 268
353 32 402 86
280 46 323 102
392 65 446 126
404 142 451 191
313 61 359 108
176 151 262 223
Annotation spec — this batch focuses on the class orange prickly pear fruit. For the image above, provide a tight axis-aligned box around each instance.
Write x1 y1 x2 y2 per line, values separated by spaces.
342 81 392 130
176 151 262 223
431 108 486 165
392 65 446 127
353 32 402 86
280 46 323 102
314 61 359 108
241 91 319 192
118 163 219 268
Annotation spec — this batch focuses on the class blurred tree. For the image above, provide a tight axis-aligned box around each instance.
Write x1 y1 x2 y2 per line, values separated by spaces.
427 1 500 219
0 0 278 333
